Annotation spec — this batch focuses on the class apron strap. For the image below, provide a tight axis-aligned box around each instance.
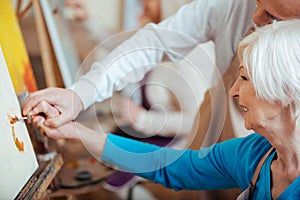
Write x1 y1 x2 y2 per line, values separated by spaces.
251 147 274 187
248 146 275 199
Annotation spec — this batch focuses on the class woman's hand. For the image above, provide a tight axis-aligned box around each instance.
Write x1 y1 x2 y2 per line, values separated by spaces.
36 119 79 140
36 119 107 160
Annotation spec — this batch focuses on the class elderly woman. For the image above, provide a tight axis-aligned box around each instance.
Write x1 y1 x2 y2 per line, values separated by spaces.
35 20 300 199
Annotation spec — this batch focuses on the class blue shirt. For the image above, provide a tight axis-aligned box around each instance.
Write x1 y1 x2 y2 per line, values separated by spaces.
102 133 300 199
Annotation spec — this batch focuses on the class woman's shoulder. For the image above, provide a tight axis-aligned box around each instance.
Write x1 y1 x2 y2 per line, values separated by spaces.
214 133 272 188
220 133 272 162
220 133 270 151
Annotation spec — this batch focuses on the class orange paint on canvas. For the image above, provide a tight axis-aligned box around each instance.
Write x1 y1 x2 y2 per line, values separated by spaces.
0 0 37 94
7 114 25 153
15 137 25 152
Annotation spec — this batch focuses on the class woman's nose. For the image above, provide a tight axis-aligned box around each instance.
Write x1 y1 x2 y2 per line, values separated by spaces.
230 79 240 98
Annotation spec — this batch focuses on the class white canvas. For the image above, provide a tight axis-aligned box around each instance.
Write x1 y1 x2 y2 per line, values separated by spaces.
0 46 39 199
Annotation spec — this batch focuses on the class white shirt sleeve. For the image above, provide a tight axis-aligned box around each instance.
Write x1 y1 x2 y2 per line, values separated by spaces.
70 0 253 110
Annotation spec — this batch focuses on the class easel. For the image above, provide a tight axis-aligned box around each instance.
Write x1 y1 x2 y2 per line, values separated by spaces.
15 154 63 199
16 0 64 88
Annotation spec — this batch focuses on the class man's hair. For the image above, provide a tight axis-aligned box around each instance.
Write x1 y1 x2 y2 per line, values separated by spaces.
238 19 300 117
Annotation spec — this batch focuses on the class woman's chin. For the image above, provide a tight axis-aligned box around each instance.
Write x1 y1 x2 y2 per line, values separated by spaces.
244 122 252 131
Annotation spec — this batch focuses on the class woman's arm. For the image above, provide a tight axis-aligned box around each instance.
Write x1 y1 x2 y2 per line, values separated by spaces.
36 114 270 192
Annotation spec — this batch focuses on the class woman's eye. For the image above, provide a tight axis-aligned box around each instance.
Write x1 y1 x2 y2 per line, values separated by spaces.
240 75 248 81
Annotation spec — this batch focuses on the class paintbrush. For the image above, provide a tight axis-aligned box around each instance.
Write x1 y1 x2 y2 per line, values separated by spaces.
17 116 32 121
11 115 32 124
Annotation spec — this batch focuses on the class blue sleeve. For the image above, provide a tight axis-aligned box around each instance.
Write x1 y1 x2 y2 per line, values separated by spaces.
102 133 271 191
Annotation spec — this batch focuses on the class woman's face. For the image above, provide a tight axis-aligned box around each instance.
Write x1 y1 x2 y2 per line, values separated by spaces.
230 66 287 134
253 0 300 26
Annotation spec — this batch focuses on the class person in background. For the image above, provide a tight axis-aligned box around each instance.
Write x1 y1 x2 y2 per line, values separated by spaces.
139 0 161 26
34 19 300 199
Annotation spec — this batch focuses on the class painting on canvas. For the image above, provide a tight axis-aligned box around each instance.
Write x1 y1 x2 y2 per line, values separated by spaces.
0 46 39 199
0 0 37 94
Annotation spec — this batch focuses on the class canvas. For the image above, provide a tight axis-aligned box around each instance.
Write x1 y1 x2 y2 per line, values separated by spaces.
0 0 37 94
0 47 38 199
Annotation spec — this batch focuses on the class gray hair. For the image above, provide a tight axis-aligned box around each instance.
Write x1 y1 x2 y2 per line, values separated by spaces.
238 20 300 117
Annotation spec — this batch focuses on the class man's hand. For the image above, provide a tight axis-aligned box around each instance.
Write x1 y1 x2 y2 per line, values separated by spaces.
23 87 84 128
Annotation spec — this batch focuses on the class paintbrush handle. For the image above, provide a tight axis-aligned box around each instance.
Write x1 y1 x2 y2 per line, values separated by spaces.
17 116 32 121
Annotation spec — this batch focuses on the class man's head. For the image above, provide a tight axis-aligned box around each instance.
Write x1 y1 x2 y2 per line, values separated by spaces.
253 0 300 26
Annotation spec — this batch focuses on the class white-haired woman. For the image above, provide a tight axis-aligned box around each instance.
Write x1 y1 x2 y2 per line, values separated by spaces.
36 20 300 199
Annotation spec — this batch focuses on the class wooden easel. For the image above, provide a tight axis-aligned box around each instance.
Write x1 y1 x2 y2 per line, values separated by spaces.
15 154 63 199
17 0 64 88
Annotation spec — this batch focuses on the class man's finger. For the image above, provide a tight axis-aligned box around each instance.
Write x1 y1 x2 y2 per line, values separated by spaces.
39 100 60 117
23 89 53 114
23 88 63 114
28 101 57 118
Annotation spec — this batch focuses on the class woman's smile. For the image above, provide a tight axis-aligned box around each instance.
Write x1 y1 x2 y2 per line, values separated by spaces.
240 105 249 115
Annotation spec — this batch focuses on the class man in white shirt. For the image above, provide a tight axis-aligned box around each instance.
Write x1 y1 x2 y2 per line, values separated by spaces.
23 0 300 146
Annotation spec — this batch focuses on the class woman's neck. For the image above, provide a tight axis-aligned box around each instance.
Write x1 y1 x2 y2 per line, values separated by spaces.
271 126 300 182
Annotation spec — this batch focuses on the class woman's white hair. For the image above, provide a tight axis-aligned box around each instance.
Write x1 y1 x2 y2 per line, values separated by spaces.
238 19 300 117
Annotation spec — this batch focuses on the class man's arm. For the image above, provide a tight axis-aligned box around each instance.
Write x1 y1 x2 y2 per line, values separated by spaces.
23 0 233 126
71 0 223 109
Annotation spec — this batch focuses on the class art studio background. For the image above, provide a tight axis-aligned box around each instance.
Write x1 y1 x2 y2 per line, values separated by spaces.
0 0 220 199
